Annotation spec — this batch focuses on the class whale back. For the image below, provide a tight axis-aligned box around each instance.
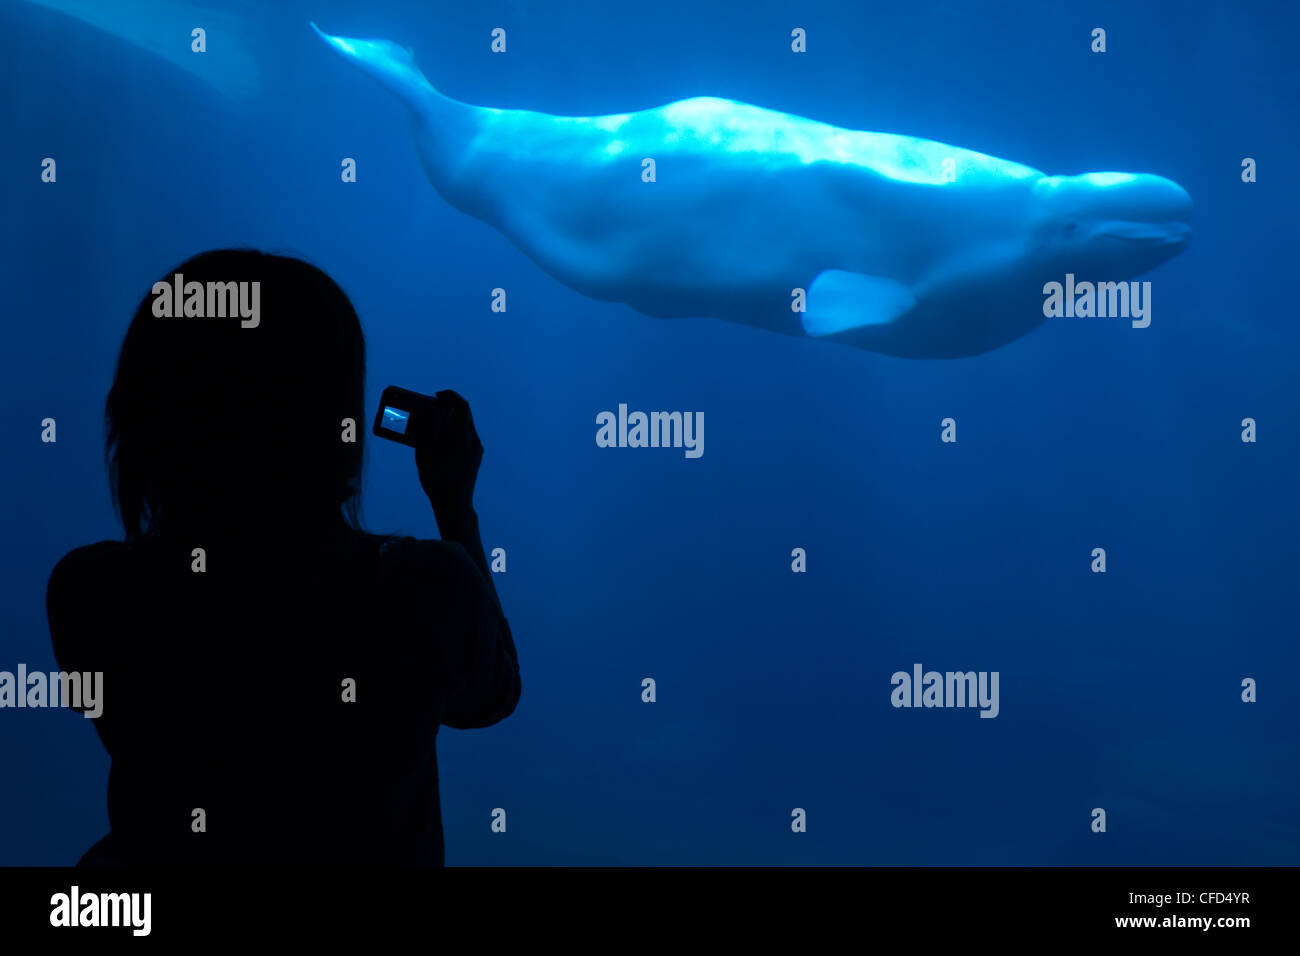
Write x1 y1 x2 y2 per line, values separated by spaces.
650 96 1044 187
26 0 266 99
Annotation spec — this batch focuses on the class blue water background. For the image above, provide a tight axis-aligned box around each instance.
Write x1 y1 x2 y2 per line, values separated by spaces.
1 0 1296 864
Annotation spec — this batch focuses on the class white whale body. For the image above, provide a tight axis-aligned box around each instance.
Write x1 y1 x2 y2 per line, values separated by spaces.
313 24 1191 358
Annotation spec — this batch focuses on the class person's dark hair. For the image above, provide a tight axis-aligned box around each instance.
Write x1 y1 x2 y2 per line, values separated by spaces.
106 249 366 539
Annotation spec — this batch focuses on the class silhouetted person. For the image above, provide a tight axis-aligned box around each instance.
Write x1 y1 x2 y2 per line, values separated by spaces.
47 250 519 865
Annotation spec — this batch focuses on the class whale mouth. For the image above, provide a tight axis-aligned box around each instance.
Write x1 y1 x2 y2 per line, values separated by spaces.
1099 220 1191 247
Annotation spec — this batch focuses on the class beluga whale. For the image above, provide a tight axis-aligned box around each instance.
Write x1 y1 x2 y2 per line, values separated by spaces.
311 24 1191 358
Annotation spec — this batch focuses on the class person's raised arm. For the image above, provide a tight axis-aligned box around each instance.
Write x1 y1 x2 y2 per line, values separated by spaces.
414 390 500 608
413 390 518 727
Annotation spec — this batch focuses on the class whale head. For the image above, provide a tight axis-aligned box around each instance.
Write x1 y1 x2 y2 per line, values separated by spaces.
1029 172 1191 278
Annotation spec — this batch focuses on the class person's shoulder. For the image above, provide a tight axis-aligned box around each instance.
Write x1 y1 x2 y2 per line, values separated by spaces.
369 536 487 606
48 540 126 589
374 534 476 574
46 541 127 633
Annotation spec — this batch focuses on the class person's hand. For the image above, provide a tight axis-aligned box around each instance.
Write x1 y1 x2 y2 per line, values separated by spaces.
414 390 483 526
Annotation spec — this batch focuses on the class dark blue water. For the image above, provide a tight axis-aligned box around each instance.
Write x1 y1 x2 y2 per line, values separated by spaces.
2 0 1296 865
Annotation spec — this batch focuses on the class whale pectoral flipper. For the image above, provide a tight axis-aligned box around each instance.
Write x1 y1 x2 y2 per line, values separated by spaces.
800 270 917 337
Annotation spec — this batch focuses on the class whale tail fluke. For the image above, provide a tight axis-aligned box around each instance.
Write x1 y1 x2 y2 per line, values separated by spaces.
312 22 478 190
310 22 438 106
